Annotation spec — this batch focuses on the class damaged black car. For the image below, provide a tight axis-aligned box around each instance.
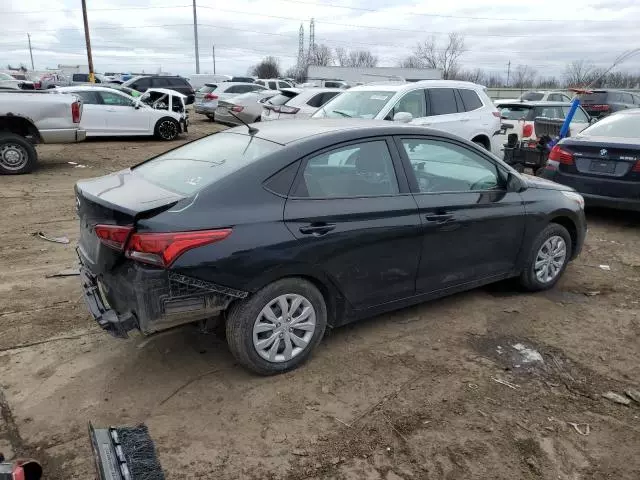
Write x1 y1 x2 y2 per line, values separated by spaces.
76 120 586 375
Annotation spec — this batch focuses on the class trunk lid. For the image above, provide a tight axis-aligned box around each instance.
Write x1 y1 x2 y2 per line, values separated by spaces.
76 169 184 273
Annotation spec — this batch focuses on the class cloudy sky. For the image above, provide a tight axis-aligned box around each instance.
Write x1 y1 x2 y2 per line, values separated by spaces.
2 0 639 80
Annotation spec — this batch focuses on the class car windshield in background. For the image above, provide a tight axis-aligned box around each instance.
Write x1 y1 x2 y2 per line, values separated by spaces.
580 113 640 139
521 92 544 101
133 132 282 195
314 90 394 119
500 106 532 120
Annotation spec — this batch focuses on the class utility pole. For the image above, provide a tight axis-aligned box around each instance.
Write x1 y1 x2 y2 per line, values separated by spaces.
212 45 216 74
506 61 511 87
192 0 200 73
81 0 95 82
27 33 34 70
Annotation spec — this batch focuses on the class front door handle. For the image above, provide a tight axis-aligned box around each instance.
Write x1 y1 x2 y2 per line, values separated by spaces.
299 223 336 236
425 213 453 223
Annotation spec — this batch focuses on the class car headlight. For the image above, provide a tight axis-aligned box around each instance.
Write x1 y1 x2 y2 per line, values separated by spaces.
561 191 584 209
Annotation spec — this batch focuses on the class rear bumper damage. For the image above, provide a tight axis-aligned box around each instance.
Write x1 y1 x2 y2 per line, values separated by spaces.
79 258 247 338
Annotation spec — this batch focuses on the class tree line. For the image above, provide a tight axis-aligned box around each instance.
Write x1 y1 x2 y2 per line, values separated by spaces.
250 34 640 89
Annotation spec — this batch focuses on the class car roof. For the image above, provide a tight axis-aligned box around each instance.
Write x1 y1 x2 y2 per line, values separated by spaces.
55 86 120 92
225 118 464 145
219 82 264 87
347 80 483 92
498 101 574 107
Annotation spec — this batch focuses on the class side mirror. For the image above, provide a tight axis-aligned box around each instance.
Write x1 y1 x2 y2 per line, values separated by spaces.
507 171 526 192
589 117 597 124
393 112 413 123
133 102 140 109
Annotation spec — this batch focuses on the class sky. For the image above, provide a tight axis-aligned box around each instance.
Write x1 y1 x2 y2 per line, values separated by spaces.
1 0 640 80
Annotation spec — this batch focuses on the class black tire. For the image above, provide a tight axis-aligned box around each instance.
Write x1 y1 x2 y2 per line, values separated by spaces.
154 117 180 141
226 278 327 375
473 140 489 151
519 223 572 292
206 114 215 121
0 133 37 175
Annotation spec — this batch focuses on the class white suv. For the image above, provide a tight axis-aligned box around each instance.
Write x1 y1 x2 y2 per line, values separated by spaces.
312 80 501 154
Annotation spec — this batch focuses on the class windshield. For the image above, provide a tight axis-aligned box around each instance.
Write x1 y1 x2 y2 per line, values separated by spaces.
134 132 283 195
267 92 297 106
520 92 544 101
580 113 640 139
312 90 394 119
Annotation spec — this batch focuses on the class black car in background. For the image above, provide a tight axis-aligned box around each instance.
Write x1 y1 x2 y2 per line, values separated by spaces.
578 89 640 118
76 120 586 374
122 75 195 104
541 109 640 211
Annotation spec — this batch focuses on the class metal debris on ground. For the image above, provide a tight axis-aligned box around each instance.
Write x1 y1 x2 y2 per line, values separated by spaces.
585 291 601 296
45 268 80 278
567 422 590 436
602 391 631 405
33 231 69 244
512 343 544 364
599 265 611 271
625 389 640 404
491 377 519 390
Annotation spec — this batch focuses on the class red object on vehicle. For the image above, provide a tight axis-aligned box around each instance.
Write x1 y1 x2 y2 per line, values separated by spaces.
522 124 534 138
204 93 218 100
271 105 300 114
548 145 574 165
33 81 41 89
125 229 233 267
71 101 81 123
230 105 244 112
95 225 133 251
492 111 501 118
588 104 610 112
632 160 640 172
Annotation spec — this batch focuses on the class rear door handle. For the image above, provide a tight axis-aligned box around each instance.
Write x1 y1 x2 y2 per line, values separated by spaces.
299 223 336 236
425 213 454 223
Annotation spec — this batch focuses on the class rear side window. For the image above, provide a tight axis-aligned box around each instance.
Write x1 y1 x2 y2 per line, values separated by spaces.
269 81 277 89
73 74 88 82
74 90 101 105
305 93 325 108
152 78 171 87
293 140 399 198
428 88 459 115
134 133 282 195
458 89 483 111
99 91 133 106
198 85 217 93
130 77 151 90
166 77 187 87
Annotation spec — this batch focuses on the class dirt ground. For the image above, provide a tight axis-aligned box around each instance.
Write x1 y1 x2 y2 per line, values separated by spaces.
1 114 639 479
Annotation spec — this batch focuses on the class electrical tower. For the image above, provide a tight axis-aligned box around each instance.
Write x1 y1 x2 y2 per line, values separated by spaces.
297 23 305 69
308 18 315 60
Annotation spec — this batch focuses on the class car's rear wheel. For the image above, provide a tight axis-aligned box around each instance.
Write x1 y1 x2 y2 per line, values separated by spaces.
154 118 180 141
226 278 327 375
206 114 215 121
519 223 572 291
0 133 37 175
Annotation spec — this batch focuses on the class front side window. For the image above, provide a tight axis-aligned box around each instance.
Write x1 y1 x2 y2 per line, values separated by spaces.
386 89 426 120
312 90 394 119
293 141 399 198
268 81 277 89
99 91 134 106
427 88 459 116
278 81 291 89
401 139 500 193
562 106 589 123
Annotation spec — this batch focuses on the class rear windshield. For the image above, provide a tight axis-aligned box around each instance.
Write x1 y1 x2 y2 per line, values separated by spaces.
579 92 607 103
267 91 298 106
520 92 544 101
198 85 217 93
133 133 282 195
580 113 640 139
499 105 533 120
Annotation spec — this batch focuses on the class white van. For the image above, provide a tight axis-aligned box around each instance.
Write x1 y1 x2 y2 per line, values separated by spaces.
187 74 231 90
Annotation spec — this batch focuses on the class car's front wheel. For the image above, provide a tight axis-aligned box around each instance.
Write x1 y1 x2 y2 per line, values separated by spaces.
0 133 37 175
226 278 327 375
154 117 180 141
519 223 572 291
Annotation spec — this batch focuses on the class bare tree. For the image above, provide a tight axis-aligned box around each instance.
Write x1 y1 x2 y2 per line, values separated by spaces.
250 56 281 78
397 55 422 69
335 47 378 67
308 44 333 66
454 68 486 84
485 73 504 88
536 76 561 89
408 33 466 79
512 65 537 89
563 59 600 88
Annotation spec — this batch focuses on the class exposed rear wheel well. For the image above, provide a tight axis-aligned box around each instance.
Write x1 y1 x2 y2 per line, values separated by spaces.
550 216 578 257
471 135 491 151
0 116 41 143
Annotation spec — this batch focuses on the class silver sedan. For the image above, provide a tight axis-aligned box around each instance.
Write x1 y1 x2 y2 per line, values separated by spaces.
214 90 280 126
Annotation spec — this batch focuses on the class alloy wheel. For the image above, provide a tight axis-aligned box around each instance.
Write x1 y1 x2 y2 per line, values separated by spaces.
158 120 177 140
252 294 316 363
534 235 567 283
0 143 29 171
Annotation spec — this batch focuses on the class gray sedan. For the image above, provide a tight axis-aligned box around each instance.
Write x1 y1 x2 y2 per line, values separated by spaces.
215 90 280 126
194 82 267 119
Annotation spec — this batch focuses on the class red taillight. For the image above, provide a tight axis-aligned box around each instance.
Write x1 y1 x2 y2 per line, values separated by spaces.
230 105 244 112
522 124 533 138
492 111 501 118
95 225 133 251
272 105 300 114
204 93 218 100
632 161 640 172
71 101 81 123
125 229 232 267
34 81 41 89
589 104 610 111
548 145 574 165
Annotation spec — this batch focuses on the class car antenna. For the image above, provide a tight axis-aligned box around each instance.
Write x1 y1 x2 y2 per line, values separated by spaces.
225 108 259 135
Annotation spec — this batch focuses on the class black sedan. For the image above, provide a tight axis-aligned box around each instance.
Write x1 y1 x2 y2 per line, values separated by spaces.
76 120 586 374
540 109 640 211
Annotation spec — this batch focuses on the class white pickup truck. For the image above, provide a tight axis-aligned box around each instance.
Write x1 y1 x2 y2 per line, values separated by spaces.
0 91 86 174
